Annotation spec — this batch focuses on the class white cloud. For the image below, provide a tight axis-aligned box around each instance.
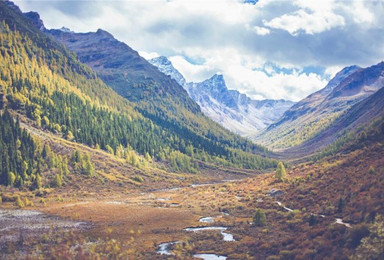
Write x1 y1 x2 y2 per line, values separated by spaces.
169 55 214 82
324 66 343 80
222 64 327 102
139 51 160 60
263 0 345 36
13 0 384 101
341 1 374 24
170 51 327 102
251 25 270 35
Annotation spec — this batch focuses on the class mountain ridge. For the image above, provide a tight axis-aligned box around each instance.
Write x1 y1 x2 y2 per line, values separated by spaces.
45 27 275 159
255 62 384 150
149 56 295 136
279 83 384 159
0 0 276 178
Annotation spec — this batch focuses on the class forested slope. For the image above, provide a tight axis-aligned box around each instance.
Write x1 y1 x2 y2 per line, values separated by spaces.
0 1 276 177
46 27 267 157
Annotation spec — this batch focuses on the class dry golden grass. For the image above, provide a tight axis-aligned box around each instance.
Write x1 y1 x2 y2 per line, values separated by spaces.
41 200 199 254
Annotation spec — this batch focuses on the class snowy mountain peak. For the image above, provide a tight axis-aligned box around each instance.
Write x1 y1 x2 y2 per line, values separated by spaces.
58 27 73 33
202 74 227 91
148 56 186 87
151 56 171 66
148 56 294 136
208 73 224 81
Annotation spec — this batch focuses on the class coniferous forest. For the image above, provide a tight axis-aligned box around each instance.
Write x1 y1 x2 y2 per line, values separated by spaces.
1 1 384 259
0 110 37 187
0 16 276 175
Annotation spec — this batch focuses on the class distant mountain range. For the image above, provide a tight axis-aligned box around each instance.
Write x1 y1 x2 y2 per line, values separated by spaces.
283 79 384 158
256 62 384 151
149 56 294 137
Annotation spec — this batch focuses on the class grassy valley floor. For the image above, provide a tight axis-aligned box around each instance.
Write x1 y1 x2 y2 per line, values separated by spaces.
1 139 383 259
0 112 383 259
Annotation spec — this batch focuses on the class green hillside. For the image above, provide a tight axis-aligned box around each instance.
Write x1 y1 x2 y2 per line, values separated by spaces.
0 1 276 174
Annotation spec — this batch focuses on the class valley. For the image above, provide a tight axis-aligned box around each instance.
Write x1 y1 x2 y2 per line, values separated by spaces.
1 1 384 259
2 132 383 259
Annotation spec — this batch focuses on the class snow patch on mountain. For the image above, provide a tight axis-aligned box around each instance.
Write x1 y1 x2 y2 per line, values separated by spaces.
149 56 294 137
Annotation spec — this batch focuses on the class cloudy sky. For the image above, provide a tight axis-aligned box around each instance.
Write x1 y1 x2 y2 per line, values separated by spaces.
14 0 384 101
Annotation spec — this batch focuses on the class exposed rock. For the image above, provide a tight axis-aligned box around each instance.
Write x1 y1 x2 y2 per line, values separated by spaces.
149 56 294 137
23 11 45 31
267 189 284 197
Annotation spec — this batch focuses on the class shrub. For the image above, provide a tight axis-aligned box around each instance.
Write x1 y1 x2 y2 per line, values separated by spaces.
280 250 295 260
253 209 267 227
349 224 370 248
15 196 25 208
368 166 375 175
133 176 144 183
24 197 33 207
308 215 317 226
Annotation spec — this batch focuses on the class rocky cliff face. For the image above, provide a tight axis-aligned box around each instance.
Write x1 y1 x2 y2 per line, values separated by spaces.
149 56 294 137
149 56 186 86
186 75 294 136
23 11 45 31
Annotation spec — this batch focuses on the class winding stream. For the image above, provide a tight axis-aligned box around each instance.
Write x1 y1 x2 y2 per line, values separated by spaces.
275 201 351 228
193 253 227 260
184 226 235 242
157 213 234 257
335 218 351 228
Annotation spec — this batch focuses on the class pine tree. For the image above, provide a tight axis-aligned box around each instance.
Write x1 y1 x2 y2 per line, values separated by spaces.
275 161 287 181
62 157 69 175
145 152 152 162
66 130 74 141
338 198 344 213
53 174 62 187
35 174 42 189
8 171 16 186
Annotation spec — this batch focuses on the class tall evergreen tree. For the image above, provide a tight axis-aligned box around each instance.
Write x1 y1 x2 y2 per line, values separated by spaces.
275 161 287 181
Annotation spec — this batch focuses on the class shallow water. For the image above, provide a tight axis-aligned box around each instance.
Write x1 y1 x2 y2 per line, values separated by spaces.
191 183 212 188
276 201 293 211
157 241 180 255
199 217 215 223
184 226 235 242
335 218 351 228
276 201 352 228
194 253 227 260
